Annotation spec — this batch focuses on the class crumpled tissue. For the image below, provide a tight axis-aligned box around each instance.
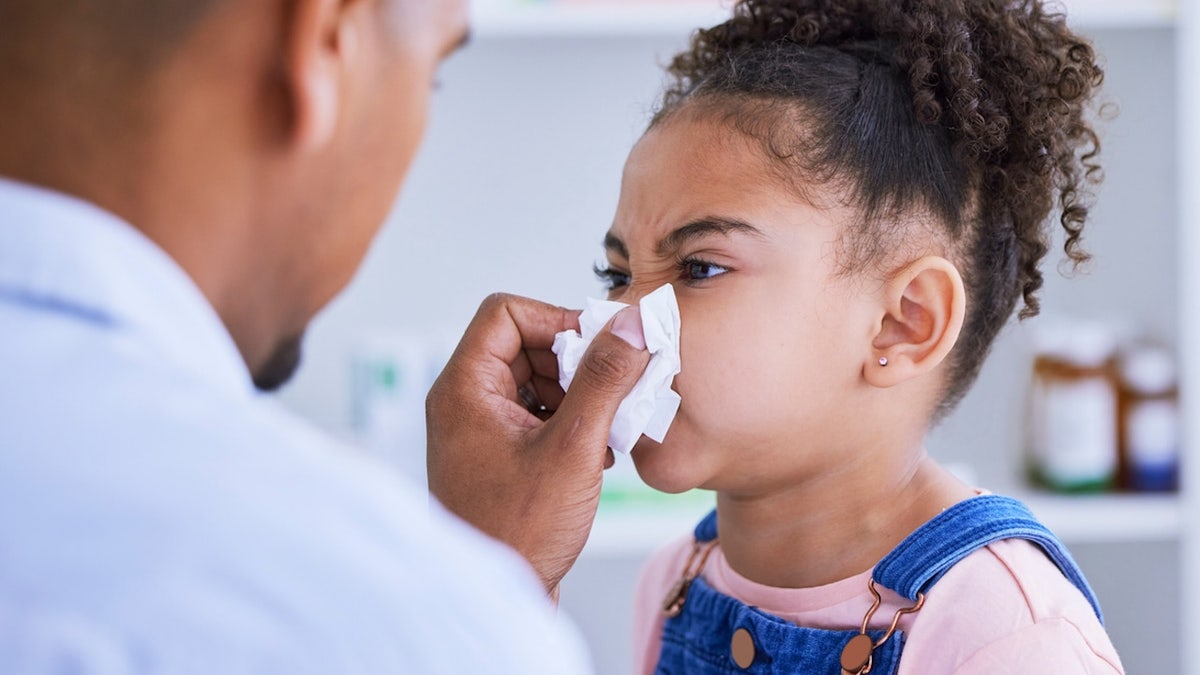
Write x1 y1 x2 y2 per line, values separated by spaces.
551 283 682 454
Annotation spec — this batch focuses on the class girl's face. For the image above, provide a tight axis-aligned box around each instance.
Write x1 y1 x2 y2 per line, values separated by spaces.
602 115 881 496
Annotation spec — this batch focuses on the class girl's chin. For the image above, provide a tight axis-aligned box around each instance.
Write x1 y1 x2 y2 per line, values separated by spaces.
630 438 710 494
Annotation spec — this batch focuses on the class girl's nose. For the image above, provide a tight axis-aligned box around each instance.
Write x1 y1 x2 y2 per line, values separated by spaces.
614 284 654 307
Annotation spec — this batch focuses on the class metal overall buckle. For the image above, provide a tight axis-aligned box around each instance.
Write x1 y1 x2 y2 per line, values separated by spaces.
840 579 925 675
662 539 720 618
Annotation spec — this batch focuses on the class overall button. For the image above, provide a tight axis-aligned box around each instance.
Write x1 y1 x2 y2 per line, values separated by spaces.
840 633 874 674
731 627 755 669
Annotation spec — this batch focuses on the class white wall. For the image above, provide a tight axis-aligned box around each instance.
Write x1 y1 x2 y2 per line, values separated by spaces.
279 27 1181 675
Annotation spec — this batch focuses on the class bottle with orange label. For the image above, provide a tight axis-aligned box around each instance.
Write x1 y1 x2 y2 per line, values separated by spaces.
1118 343 1180 492
1026 322 1120 493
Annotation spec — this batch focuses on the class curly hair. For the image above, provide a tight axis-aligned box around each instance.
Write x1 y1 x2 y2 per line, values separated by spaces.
652 0 1104 414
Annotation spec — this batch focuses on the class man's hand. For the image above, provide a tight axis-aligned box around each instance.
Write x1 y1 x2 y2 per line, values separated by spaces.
426 293 650 595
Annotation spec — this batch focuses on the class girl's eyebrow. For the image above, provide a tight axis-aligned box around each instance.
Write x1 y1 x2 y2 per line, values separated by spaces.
603 217 765 260
654 217 766 257
603 232 629 259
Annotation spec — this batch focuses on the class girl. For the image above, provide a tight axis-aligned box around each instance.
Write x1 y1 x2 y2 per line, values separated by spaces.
593 0 1123 672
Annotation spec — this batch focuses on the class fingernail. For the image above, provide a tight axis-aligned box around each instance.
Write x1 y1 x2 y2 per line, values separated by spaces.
610 307 646 350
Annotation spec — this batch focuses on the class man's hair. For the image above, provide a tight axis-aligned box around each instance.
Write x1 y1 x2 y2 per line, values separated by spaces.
0 1 222 83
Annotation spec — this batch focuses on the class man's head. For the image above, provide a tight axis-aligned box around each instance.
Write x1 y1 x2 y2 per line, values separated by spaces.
0 0 470 389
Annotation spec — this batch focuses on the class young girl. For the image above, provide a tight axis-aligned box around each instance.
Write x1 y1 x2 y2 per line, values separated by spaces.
592 0 1123 672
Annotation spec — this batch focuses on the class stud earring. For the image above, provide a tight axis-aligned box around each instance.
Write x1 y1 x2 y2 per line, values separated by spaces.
879 357 889 367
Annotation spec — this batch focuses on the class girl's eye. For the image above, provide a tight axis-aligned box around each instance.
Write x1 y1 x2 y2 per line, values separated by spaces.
593 263 631 291
682 259 729 281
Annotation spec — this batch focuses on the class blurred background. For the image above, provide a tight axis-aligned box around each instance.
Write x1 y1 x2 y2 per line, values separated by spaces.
277 0 1195 672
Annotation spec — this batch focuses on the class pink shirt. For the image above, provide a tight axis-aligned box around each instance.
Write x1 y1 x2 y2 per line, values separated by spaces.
633 533 1124 674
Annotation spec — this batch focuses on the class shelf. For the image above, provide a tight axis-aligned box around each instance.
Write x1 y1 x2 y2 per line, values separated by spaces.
1019 492 1182 543
472 0 1177 38
581 492 1181 559
472 3 730 37
1067 0 1177 27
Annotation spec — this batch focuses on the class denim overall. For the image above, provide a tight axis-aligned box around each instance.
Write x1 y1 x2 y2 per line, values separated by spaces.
655 495 1103 674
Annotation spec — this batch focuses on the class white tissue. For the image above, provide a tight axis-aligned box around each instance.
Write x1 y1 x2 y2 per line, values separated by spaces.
551 284 682 455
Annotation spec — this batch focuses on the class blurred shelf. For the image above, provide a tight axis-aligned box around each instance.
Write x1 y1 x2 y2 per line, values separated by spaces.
581 492 1181 559
1019 491 1182 543
1067 0 1177 27
472 3 729 37
472 0 1176 37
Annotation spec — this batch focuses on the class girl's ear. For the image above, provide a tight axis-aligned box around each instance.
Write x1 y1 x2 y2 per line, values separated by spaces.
865 256 966 388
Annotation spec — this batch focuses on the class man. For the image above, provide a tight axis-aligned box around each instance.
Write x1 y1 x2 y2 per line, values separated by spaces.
0 0 650 671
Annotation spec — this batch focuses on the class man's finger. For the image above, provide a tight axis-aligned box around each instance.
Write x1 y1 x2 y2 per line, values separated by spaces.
530 374 566 412
456 294 581 370
509 348 562 393
526 348 562 381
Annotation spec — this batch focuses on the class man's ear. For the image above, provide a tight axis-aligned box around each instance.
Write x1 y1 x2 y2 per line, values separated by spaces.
865 256 966 388
284 0 358 151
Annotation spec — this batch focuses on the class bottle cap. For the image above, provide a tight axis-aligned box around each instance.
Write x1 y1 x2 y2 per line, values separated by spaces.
1033 319 1116 369
1121 345 1177 394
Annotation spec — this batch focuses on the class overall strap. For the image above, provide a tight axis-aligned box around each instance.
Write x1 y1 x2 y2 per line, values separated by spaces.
871 495 1104 624
693 508 719 543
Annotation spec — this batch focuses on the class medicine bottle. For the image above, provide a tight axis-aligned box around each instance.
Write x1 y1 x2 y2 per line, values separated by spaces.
1118 344 1180 492
1027 323 1119 493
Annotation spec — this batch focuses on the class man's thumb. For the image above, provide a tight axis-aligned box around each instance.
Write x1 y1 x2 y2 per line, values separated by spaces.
550 307 650 450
